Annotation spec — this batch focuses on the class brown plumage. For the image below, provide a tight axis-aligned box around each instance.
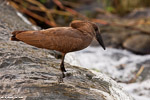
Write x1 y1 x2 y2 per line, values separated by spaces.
11 20 105 81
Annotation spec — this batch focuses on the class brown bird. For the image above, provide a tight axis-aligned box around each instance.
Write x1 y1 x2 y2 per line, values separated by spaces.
11 20 105 80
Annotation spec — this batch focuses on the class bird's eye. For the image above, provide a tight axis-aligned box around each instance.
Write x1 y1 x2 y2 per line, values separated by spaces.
94 26 98 31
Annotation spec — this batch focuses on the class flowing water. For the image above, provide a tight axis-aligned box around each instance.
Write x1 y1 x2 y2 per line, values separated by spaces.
66 46 150 100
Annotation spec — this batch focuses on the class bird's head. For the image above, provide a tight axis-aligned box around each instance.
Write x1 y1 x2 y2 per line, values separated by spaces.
70 20 106 50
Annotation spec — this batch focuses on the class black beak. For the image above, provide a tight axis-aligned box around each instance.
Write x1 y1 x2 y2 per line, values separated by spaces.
96 32 106 50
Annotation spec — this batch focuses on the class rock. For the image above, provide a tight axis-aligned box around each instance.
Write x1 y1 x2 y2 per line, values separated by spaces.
123 34 150 54
0 1 133 100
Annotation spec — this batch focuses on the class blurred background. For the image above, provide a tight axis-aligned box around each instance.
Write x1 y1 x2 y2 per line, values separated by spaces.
7 0 150 100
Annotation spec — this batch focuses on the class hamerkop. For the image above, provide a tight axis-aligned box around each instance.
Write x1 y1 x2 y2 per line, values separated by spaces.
11 20 105 80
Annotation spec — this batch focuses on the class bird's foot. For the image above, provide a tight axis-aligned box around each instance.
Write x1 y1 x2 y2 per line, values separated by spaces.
57 72 65 83
57 76 64 83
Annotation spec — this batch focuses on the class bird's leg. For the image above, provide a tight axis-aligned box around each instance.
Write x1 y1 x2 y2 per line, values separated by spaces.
58 53 67 83
60 53 66 78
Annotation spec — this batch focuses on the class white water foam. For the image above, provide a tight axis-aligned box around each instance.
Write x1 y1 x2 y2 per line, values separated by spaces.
66 46 150 100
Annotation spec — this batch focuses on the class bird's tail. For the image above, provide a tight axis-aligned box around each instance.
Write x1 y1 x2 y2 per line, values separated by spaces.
10 31 26 41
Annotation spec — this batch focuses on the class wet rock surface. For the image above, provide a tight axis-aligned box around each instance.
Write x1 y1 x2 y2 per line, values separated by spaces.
0 1 132 100
123 34 150 54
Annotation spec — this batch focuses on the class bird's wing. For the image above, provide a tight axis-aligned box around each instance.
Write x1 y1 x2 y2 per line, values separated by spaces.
16 27 83 53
